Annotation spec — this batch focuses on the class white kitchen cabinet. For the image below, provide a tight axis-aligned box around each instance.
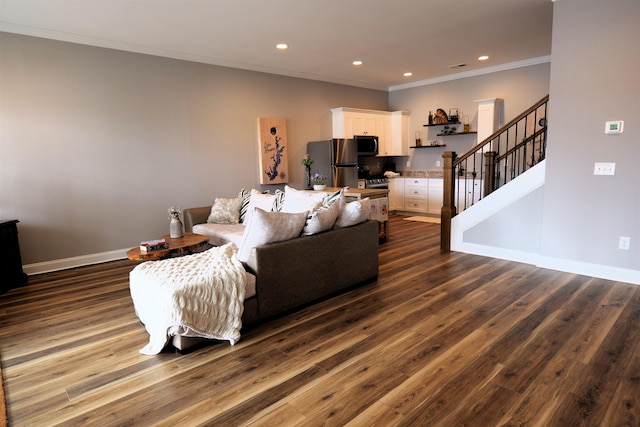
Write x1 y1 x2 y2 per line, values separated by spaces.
381 111 409 156
331 107 410 156
390 177 443 215
456 178 483 212
376 115 393 156
331 108 384 138
427 178 443 214
404 178 429 213
389 178 405 211
352 113 384 136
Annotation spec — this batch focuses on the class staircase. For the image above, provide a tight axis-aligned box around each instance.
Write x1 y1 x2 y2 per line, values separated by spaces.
441 95 549 250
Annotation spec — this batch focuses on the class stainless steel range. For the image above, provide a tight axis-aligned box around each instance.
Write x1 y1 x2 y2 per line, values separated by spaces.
365 177 389 189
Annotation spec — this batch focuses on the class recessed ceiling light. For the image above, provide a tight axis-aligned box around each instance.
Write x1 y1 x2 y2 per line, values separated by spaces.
353 60 363 66
478 55 489 61
276 43 288 50
403 72 413 77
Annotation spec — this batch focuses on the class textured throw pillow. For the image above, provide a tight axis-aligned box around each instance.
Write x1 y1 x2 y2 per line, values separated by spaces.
242 189 276 224
237 208 307 263
334 198 371 228
207 197 243 224
280 185 326 214
302 199 341 235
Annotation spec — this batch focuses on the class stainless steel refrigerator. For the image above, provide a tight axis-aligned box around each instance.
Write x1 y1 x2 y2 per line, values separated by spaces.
307 139 358 188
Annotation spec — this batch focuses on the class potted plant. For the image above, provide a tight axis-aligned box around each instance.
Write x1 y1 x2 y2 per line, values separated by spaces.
311 172 327 190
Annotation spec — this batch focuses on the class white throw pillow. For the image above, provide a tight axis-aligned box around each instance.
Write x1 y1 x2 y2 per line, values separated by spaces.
334 198 371 228
280 185 326 214
237 208 307 263
302 199 341 235
242 189 276 224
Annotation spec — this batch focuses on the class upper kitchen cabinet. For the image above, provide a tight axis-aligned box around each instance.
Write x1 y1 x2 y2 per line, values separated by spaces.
331 107 410 157
331 108 387 142
386 111 410 157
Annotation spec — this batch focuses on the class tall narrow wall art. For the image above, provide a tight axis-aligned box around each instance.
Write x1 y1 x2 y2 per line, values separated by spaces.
257 117 289 184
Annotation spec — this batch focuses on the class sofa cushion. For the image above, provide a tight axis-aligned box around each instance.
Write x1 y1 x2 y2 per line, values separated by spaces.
237 208 307 263
192 223 246 247
302 199 341 235
335 198 371 228
280 185 326 214
243 189 276 224
207 197 243 224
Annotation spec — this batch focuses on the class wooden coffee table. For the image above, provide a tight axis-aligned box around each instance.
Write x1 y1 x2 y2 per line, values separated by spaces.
126 232 210 261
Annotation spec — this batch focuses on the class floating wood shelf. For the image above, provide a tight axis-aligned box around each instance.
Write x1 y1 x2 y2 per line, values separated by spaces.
410 144 447 148
423 122 461 127
436 131 477 136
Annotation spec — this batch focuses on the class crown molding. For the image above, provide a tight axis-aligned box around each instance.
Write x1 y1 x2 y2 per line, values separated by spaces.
389 56 552 92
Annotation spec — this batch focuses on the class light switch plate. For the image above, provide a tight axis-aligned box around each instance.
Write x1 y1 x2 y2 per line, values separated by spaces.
605 121 624 134
619 236 631 250
594 162 616 175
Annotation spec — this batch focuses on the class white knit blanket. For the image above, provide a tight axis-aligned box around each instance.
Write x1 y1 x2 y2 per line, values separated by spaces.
129 243 247 355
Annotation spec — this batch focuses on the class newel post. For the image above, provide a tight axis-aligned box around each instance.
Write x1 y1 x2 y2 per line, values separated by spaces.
441 151 457 251
484 151 497 197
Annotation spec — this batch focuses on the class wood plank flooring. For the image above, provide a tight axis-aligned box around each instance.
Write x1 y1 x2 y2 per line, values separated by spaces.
1 215 639 426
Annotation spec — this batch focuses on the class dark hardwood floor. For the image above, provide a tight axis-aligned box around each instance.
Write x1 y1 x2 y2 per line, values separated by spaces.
1 215 639 426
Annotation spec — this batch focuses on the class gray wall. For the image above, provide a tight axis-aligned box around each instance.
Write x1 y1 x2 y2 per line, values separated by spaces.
389 63 551 172
0 33 388 266
541 0 639 273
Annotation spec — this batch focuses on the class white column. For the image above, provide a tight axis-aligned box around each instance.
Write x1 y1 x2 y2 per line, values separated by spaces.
474 98 502 144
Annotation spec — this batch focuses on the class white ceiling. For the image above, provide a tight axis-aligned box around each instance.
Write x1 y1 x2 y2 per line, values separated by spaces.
0 0 553 91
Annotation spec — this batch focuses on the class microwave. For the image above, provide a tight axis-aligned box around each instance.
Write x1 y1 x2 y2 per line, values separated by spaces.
355 135 378 156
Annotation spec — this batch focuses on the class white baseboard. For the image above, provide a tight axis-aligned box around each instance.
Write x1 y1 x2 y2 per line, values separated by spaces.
454 242 640 285
537 256 640 285
23 249 129 276
453 242 541 267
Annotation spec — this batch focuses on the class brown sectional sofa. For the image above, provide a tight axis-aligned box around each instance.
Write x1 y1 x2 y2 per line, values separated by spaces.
183 206 380 327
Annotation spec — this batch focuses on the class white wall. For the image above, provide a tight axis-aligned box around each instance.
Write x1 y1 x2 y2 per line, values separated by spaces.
0 33 388 268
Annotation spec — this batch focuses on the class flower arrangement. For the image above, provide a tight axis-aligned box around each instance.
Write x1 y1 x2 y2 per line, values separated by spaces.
168 205 182 221
311 172 327 186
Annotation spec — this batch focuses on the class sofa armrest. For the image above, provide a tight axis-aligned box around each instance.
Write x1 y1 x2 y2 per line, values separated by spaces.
183 206 211 232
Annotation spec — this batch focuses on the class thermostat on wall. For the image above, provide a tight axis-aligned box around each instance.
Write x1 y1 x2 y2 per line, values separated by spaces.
605 120 624 134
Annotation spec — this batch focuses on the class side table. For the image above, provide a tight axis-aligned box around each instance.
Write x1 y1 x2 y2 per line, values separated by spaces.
0 220 28 293
126 233 210 261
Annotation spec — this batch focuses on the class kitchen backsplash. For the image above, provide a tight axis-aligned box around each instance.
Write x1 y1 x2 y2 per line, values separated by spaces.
399 170 444 178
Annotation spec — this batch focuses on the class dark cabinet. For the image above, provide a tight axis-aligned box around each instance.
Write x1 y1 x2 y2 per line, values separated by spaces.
0 220 28 293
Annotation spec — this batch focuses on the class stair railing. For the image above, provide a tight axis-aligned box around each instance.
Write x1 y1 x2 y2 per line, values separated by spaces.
441 95 549 251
